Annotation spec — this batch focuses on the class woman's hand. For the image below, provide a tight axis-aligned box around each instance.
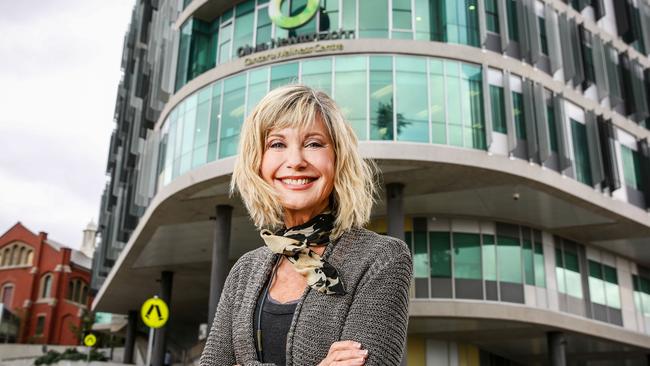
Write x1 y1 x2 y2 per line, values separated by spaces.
317 341 368 366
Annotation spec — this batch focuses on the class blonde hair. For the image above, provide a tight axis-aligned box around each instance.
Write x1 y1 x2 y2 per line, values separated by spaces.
231 84 377 238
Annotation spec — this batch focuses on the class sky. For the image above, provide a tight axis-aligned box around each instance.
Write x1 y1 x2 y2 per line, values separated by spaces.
0 1 135 249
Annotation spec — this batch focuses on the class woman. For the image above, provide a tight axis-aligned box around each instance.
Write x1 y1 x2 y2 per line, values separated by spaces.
199 84 412 366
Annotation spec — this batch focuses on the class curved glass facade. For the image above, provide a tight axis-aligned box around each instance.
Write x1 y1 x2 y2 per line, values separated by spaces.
159 54 487 185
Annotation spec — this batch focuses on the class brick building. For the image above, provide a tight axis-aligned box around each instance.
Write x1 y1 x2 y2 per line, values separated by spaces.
0 222 95 344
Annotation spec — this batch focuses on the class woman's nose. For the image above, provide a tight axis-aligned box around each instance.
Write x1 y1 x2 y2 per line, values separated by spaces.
285 145 307 169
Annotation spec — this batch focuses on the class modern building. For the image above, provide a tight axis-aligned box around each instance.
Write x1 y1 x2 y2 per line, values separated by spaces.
92 0 650 365
0 222 95 345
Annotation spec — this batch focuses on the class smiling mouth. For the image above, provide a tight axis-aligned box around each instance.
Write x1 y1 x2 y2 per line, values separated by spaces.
278 177 317 185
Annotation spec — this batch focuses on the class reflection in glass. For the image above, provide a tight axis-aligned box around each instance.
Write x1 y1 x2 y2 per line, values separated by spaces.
335 56 368 139
219 75 246 158
370 56 394 140
396 57 428 142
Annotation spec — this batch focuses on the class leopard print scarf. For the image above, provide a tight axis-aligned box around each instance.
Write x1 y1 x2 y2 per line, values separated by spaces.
259 212 346 295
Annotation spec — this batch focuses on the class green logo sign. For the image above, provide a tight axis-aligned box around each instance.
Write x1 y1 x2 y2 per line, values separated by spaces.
269 0 320 29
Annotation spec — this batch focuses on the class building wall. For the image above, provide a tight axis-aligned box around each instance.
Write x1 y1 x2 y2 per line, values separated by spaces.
0 223 92 345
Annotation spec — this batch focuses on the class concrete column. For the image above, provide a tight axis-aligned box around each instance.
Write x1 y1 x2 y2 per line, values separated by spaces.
547 331 567 366
152 271 173 366
386 183 405 241
123 310 138 364
208 205 233 327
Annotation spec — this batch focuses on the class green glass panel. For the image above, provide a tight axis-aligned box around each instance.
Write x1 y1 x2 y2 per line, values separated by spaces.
193 100 211 154
547 106 558 152
555 247 564 268
534 242 546 287
430 59 446 144
405 231 413 251
256 6 273 45
369 56 394 141
497 235 522 284
270 62 299 89
175 21 193 91
482 234 496 281
342 0 356 30
393 0 413 30
490 86 506 133
621 146 642 190
506 0 518 42
273 0 289 39
321 0 339 31
414 231 428 278
218 22 233 64
453 233 481 280
208 82 222 163
564 251 579 272
604 265 617 284
446 61 463 147
302 58 332 94
512 92 526 140
437 0 480 46
181 107 196 155
359 0 388 38
556 267 566 294
396 57 428 142
219 74 246 158
335 56 368 140
588 260 602 279
522 240 534 285
188 19 218 80
247 69 268 115
589 276 606 305
414 0 432 40
485 0 499 33
430 232 451 278
571 119 593 185
289 0 318 37
605 281 621 309
538 17 548 55
563 251 583 298
461 64 485 150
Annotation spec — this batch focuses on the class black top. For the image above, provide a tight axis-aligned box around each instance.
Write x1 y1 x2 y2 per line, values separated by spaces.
254 262 299 365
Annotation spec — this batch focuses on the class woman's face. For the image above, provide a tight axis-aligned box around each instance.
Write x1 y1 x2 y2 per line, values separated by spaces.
260 118 335 225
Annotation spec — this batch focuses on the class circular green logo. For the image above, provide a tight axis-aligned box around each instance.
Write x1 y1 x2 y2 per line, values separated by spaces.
268 0 320 29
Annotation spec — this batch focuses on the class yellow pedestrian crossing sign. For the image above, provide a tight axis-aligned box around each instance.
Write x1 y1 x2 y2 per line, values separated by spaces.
83 333 97 347
141 297 169 328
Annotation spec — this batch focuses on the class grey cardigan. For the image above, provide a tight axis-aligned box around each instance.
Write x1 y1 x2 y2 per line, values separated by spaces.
199 227 413 366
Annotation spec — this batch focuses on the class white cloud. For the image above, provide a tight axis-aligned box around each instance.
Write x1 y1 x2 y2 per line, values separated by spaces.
0 0 135 249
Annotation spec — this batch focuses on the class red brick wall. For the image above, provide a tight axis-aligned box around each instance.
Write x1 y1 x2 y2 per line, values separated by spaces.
0 223 92 345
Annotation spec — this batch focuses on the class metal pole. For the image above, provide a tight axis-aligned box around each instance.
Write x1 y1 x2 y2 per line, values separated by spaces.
386 183 405 241
123 310 137 364
145 327 154 366
152 272 173 366
547 331 567 366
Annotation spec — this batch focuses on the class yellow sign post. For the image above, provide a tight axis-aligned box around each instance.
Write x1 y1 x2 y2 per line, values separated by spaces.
141 296 169 329
83 333 97 347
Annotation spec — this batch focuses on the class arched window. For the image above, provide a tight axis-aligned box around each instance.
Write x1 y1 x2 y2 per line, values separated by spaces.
26 250 34 265
1 247 10 266
1 283 14 309
66 281 74 300
18 247 26 265
40 274 52 298
9 246 18 266
80 284 88 304
67 279 89 304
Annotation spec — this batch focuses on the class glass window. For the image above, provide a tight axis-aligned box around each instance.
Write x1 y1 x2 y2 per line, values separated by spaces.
189 19 218 81
369 56 394 141
41 275 52 298
359 0 389 38
603 265 621 309
192 94 211 169
430 232 451 278
270 62 299 89
621 145 642 190
547 105 558 152
256 5 273 45
289 0 318 37
433 0 480 46
485 0 499 33
207 81 222 162
497 234 522 283
175 21 193 91
512 91 526 140
392 0 413 38
430 59 446 144
446 61 463 147
232 0 255 57
35 315 46 336
335 56 368 139
588 260 606 305
633 275 650 316
1 285 13 309
571 119 593 185
219 74 246 158
396 57 429 142
506 0 518 42
246 68 269 114
490 85 506 133
461 64 486 150
522 238 535 285
342 0 356 31
482 234 497 281
321 0 339 31
302 58 332 94
556 246 583 299
414 0 432 40
538 17 548 55
218 21 233 64
413 231 429 278
453 233 481 280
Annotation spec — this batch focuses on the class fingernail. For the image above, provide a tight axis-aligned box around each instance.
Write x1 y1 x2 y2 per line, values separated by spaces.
355 342 362 348
361 349 368 355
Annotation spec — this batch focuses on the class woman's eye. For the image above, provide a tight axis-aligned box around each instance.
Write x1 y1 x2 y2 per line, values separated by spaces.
268 141 285 149
305 141 323 148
